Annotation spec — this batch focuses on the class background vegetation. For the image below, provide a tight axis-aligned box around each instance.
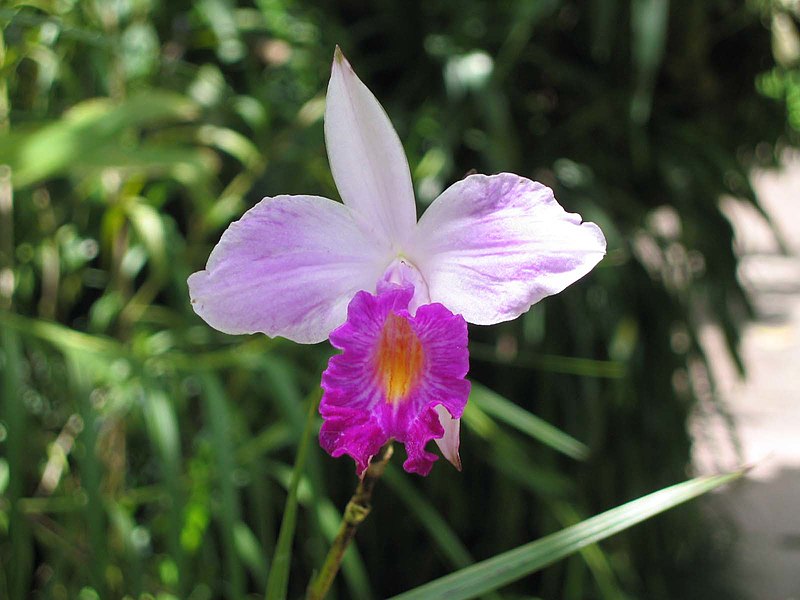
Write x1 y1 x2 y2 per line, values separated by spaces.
1 0 798 598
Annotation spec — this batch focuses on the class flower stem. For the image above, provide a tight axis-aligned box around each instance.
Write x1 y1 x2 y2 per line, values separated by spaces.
306 443 394 600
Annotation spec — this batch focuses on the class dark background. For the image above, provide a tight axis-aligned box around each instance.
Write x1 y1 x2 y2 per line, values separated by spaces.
1 1 798 598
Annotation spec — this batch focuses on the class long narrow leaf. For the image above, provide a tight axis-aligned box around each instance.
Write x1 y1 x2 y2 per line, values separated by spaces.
468 383 589 460
469 343 625 378
66 352 107 597
0 310 122 356
264 392 320 600
383 467 474 570
142 387 186 595
262 462 373 600
234 521 269 589
200 374 245 599
1 328 32 600
389 470 743 600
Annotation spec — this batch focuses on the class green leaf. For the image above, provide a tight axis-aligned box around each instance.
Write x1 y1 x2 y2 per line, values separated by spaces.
469 342 625 378
196 125 262 168
0 311 123 356
1 328 33 600
383 467 473 570
263 463 373 600
630 0 669 124
199 374 244 598
389 470 743 600
65 352 107 597
142 387 186 594
234 521 269 589
264 392 320 600
0 92 200 187
468 383 589 461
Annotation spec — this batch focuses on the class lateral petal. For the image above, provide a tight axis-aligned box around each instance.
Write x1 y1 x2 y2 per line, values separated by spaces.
433 406 462 471
325 48 417 246
411 173 607 325
188 195 390 344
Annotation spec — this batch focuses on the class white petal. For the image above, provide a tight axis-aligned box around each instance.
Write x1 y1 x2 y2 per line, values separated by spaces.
325 47 417 246
188 195 390 344
410 173 607 325
434 405 462 471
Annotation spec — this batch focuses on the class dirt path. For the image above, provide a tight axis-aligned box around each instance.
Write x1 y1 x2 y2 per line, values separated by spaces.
693 150 800 599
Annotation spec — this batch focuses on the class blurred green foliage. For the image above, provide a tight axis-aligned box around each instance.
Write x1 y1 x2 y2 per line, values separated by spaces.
1 0 798 598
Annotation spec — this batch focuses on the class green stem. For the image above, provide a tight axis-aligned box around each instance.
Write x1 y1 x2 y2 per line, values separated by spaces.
306 444 393 600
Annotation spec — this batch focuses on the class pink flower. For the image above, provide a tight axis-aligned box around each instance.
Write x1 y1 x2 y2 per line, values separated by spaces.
188 48 606 476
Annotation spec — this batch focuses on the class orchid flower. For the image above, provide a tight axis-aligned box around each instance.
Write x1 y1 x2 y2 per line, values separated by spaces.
188 48 606 477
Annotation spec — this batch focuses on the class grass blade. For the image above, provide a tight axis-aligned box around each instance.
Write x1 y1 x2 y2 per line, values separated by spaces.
631 0 669 124
234 520 269 589
200 374 244 599
1 328 33 600
469 343 625 378
389 470 743 600
383 467 473 570
142 386 186 595
66 352 107 597
263 462 373 600
264 392 319 600
468 383 589 461
0 310 122 356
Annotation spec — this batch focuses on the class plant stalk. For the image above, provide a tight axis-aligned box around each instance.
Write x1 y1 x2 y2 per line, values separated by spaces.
306 443 394 600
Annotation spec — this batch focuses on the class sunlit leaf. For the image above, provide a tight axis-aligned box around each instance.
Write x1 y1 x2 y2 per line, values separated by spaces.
0 92 200 187
389 471 743 600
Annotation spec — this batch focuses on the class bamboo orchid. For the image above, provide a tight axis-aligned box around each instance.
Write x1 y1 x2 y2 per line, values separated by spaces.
188 48 606 476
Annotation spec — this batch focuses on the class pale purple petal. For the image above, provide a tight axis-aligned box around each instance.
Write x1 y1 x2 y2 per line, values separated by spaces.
410 173 607 325
319 283 470 476
188 195 391 344
433 405 462 471
324 48 417 246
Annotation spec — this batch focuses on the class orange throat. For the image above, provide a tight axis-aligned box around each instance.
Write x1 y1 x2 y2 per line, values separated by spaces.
375 313 425 403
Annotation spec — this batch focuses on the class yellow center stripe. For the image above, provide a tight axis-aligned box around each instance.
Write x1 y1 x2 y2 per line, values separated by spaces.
375 313 425 403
